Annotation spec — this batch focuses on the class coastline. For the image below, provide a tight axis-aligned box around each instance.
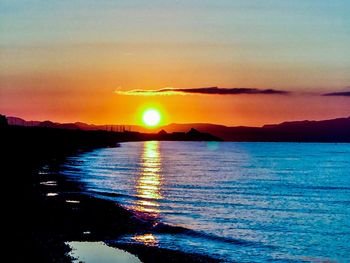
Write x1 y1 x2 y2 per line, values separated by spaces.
3 125 217 262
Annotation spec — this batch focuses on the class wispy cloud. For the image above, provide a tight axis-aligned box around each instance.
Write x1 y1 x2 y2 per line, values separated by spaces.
115 87 290 96
323 91 350 97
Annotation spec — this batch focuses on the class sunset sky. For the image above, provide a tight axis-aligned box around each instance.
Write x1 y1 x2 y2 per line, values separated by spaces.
1 0 349 126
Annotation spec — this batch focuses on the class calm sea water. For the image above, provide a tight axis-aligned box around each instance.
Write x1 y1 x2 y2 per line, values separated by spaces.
62 141 350 262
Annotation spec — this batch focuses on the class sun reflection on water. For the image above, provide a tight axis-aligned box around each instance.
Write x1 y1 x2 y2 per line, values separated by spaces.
132 233 158 246
133 141 162 217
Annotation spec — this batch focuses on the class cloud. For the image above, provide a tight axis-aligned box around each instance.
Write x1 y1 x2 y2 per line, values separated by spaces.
115 87 290 96
323 91 350 97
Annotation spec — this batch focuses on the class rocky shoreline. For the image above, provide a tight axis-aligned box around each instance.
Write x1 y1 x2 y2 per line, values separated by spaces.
2 125 218 262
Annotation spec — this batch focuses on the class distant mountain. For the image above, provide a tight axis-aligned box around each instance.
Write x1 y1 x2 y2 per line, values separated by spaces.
160 117 350 142
7 116 41 127
4 115 350 142
6 116 140 132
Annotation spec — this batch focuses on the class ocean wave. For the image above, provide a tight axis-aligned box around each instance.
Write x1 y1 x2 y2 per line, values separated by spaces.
152 222 273 248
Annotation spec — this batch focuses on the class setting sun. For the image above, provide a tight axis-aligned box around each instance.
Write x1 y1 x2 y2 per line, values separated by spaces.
142 109 161 127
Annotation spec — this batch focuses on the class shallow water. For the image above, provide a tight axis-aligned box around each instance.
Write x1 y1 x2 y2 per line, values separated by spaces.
67 241 141 263
63 141 350 262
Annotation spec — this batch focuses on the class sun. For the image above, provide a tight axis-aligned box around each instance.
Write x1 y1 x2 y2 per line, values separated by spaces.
142 109 161 127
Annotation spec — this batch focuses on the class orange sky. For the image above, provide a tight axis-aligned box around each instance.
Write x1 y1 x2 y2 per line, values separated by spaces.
0 1 349 126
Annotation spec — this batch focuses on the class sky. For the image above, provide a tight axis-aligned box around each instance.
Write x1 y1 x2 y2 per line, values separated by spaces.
0 0 349 126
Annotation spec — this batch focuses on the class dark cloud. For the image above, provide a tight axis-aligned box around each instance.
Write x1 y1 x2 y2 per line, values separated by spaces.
115 87 290 96
323 91 350 97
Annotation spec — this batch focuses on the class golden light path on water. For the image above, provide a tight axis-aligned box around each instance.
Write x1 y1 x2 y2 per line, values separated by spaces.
132 233 158 246
132 141 162 246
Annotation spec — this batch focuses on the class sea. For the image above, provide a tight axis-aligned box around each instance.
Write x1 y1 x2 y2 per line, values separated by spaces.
62 141 350 262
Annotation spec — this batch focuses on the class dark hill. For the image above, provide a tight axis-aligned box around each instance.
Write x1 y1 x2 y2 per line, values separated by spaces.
156 117 350 142
4 115 350 142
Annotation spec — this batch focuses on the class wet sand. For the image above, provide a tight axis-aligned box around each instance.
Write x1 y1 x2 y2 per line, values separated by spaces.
3 125 217 262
